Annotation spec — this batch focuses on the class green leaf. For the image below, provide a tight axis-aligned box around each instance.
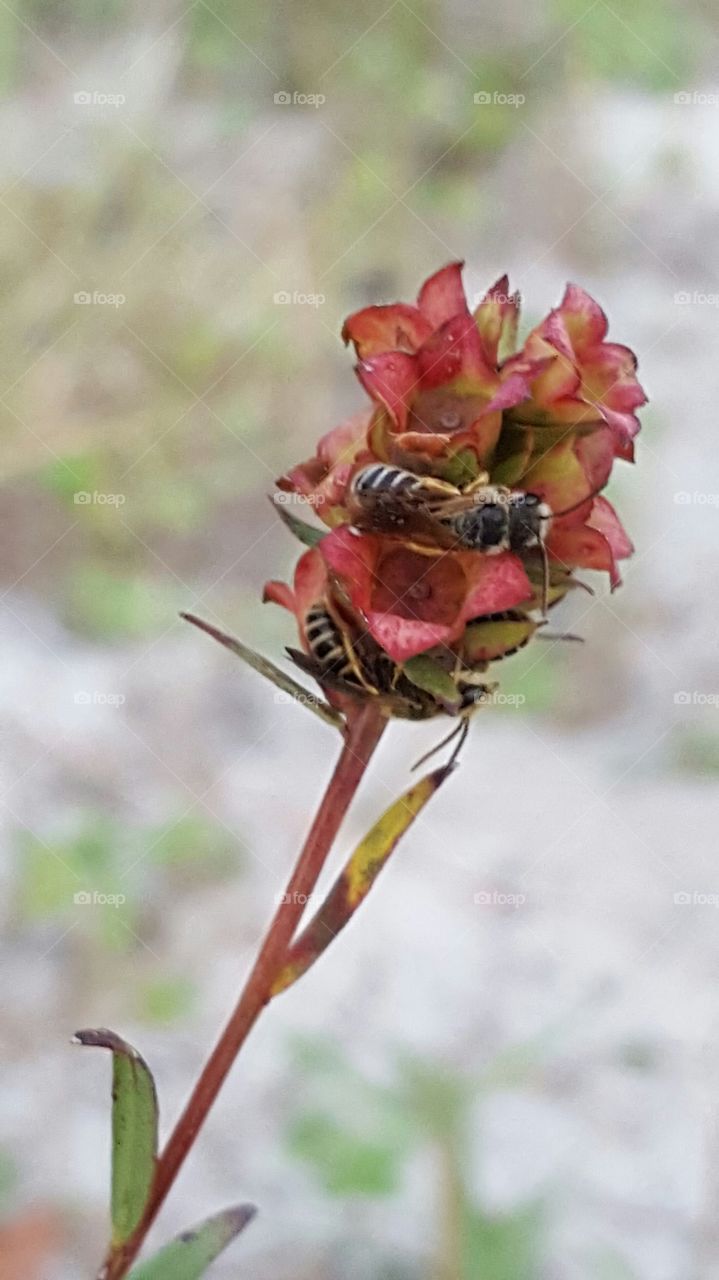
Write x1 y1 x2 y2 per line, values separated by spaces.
402 655 462 713
127 1205 256 1279
274 499 326 547
181 612 344 730
73 1028 158 1246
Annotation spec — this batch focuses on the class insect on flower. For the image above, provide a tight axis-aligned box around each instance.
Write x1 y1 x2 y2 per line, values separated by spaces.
346 462 603 615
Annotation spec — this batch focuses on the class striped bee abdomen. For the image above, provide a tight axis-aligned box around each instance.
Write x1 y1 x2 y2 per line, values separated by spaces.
304 603 360 684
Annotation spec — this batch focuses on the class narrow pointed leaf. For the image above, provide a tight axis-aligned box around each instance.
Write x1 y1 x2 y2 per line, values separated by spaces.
181 613 344 729
271 764 453 996
273 499 326 548
127 1204 256 1280
73 1029 158 1246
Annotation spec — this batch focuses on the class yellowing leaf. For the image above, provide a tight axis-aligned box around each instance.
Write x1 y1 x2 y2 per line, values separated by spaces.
272 764 452 996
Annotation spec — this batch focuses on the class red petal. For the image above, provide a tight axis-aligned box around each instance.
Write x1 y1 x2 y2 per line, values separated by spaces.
557 283 608 349
547 502 631 590
417 313 495 390
342 304 432 358
320 527 377 612
587 495 633 559
263 549 329 624
366 613 454 663
356 352 417 428
263 580 295 612
458 551 533 620
417 261 468 327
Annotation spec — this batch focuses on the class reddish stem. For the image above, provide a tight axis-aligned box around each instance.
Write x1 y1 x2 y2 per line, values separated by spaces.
103 701 386 1280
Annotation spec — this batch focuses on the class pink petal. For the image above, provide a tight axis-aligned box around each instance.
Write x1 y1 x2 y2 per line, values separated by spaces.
558 283 608 349
459 551 533 620
587 495 633 559
417 261 468 327
262 580 295 612
416 313 494 390
366 613 454 663
547 523 623 589
355 352 417 428
320 527 377 612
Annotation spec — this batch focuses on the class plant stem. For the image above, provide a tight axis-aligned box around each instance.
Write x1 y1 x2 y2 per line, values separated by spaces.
103 701 386 1280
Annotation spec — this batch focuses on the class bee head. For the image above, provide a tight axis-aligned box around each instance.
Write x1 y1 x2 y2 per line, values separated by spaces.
456 503 509 552
507 492 551 549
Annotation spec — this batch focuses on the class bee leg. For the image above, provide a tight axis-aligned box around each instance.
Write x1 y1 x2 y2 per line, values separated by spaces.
324 596 380 696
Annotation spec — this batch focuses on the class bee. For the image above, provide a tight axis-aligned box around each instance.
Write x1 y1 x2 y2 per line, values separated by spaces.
348 463 598 616
348 463 551 555
289 600 430 718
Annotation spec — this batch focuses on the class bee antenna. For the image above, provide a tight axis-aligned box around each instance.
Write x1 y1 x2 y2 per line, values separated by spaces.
536 631 585 643
539 539 549 620
411 719 466 772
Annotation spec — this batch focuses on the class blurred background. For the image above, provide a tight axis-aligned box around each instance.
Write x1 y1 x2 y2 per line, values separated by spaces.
2 0 719 1276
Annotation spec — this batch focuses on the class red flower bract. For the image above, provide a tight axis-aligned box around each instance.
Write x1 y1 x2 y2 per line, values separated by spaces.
506 283 647 459
344 262 546 469
319 527 532 662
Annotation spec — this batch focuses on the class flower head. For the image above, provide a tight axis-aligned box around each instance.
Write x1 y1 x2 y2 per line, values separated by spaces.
267 265 645 720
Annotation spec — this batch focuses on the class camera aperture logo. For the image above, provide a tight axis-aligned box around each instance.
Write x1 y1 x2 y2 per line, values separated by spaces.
674 890 719 907
74 890 126 907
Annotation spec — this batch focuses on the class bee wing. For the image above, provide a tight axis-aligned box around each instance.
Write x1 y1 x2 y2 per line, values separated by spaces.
429 485 506 517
